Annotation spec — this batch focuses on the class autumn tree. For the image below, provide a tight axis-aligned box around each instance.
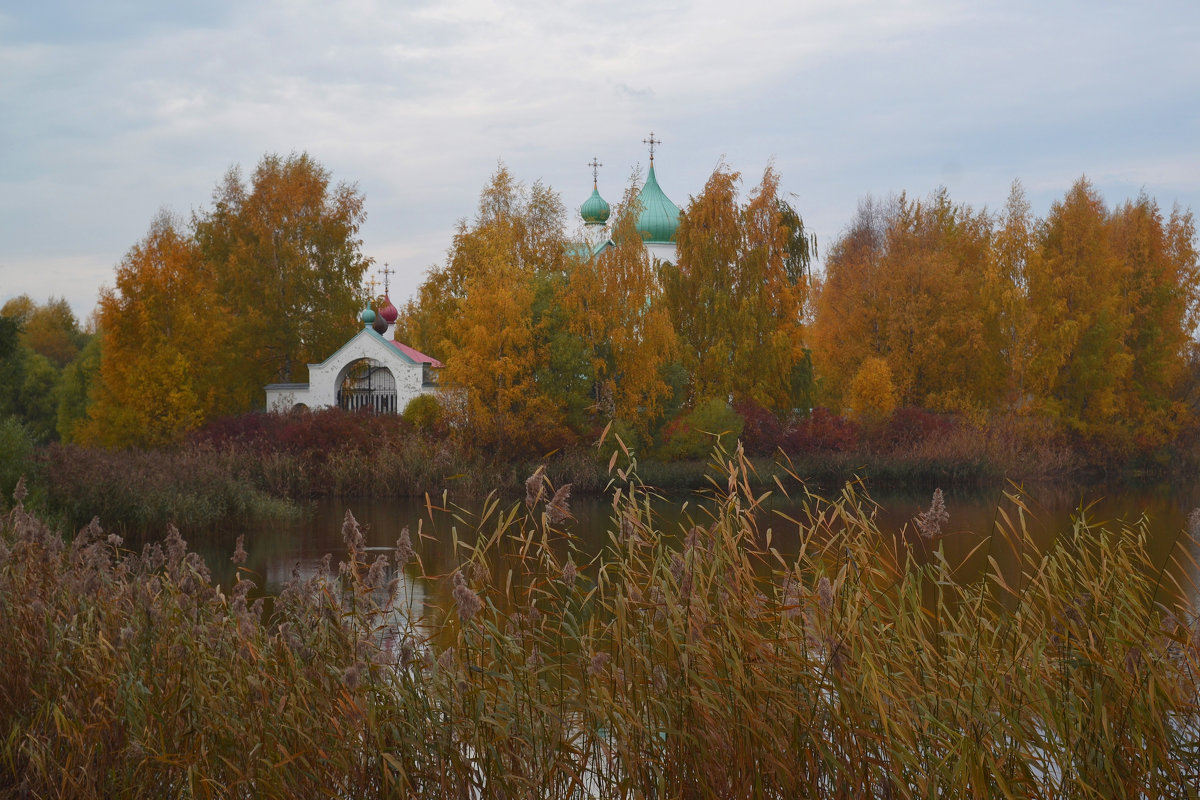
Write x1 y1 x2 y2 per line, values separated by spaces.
194 152 371 412
664 164 812 415
0 296 91 441
1108 195 1200 444
984 181 1038 405
847 356 897 424
812 189 1003 417
1024 179 1200 448
1024 179 1132 444
401 166 574 455
0 295 88 368
564 175 678 439
77 212 230 448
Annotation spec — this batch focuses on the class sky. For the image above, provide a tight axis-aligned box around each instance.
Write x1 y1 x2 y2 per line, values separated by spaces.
2 0 1199 323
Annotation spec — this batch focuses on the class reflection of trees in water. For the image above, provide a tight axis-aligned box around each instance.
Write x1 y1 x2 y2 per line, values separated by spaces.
337 358 397 413
208 484 1200 614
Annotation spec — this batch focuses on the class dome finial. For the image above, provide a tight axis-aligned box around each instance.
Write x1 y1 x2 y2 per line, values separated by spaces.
380 264 394 296
643 131 661 165
588 156 603 189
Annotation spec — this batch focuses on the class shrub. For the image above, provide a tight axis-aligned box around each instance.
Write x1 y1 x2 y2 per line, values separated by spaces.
0 416 36 506
870 406 958 453
734 398 783 456
656 399 744 461
783 407 860 453
401 394 444 433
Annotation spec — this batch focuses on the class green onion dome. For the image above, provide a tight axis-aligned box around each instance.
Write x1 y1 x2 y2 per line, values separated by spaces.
635 164 680 243
580 186 610 225
360 308 376 324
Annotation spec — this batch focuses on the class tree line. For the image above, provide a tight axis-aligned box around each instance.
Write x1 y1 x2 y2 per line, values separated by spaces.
2 153 1196 463
2 153 372 448
814 181 1199 453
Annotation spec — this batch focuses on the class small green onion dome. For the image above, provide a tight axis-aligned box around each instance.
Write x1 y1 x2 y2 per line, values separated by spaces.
635 164 680 243
580 186 610 225
360 308 376 324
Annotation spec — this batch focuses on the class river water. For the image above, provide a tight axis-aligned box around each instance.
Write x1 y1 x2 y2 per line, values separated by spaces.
169 479 1200 612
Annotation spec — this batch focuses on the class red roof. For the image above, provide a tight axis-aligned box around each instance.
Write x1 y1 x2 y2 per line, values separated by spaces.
389 340 444 368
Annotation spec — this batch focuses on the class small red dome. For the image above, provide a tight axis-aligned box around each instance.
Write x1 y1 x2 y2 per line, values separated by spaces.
379 295 399 324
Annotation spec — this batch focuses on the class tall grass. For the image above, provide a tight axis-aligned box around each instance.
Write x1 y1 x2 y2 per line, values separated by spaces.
2 440 1198 798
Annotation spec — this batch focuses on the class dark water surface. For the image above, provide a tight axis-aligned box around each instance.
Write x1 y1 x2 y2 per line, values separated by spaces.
163 479 1200 613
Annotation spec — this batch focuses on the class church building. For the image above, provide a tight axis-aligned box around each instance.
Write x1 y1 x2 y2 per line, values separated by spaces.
264 291 443 414
578 132 681 264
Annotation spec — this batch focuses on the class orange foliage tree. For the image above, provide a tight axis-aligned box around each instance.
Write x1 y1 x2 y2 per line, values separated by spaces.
565 176 678 439
814 178 1200 451
194 152 371 412
78 212 230 448
812 189 1005 418
400 166 574 455
664 165 812 415
1025 179 1200 449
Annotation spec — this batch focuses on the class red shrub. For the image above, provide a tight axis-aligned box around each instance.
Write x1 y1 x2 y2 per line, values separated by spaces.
783 408 860 453
194 408 411 459
871 407 957 452
734 399 784 456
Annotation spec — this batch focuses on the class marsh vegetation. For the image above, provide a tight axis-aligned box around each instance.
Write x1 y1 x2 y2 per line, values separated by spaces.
2 443 1198 798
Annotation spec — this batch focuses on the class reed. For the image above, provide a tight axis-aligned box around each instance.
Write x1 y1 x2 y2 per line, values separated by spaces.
1 437 1198 798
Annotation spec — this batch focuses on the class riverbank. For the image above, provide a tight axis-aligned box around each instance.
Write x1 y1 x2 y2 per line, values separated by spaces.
2 408 1196 534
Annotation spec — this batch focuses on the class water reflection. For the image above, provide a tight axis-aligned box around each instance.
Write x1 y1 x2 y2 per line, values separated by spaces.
156 481 1200 613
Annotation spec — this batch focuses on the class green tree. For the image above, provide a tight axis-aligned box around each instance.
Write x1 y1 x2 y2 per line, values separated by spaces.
56 335 102 442
0 316 23 419
18 352 60 442
195 152 371 412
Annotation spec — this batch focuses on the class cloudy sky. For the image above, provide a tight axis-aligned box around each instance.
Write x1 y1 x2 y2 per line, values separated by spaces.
2 0 1198 321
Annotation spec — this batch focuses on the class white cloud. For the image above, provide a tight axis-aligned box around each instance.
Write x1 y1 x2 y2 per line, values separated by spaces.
1 0 1198 320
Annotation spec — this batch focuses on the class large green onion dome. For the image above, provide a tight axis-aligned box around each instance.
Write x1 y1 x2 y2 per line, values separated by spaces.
580 186 611 225
635 164 680 243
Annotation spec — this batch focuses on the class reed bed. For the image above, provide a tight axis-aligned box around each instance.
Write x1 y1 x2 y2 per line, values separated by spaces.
2 440 1199 798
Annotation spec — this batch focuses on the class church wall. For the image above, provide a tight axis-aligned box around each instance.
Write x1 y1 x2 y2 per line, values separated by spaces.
264 328 438 413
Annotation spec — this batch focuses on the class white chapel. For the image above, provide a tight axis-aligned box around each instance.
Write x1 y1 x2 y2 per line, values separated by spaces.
264 292 442 414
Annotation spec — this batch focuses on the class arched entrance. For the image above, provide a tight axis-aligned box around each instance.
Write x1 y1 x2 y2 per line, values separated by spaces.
336 358 398 413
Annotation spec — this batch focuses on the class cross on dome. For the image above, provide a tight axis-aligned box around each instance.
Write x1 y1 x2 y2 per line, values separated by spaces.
588 157 603 187
643 132 661 164
380 264 394 295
